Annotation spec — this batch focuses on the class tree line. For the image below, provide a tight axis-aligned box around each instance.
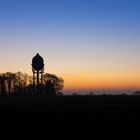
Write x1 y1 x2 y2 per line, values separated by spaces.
0 72 64 96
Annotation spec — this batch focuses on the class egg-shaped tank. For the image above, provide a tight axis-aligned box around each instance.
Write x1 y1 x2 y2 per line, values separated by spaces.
32 53 44 71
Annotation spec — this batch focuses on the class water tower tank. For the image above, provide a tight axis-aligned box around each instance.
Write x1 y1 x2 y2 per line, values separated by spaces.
32 53 44 71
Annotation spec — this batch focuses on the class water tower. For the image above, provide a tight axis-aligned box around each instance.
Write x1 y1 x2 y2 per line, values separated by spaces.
32 53 44 95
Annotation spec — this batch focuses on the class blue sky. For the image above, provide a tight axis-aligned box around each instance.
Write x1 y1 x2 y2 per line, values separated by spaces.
0 0 140 92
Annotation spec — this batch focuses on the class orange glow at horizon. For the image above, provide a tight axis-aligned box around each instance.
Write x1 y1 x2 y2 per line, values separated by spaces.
1 67 140 91
62 71 140 91
1 60 140 91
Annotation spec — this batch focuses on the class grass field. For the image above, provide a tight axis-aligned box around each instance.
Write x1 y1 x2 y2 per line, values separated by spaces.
0 95 140 120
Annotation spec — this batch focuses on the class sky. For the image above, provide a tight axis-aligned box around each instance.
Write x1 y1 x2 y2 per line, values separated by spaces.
0 0 140 94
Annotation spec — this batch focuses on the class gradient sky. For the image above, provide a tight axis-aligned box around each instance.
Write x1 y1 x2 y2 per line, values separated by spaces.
0 0 140 93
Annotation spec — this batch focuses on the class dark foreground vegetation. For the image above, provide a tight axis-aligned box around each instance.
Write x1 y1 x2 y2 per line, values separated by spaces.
0 95 140 120
0 72 64 96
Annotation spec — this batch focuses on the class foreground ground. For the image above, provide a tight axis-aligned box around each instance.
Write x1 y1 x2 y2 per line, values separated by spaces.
0 95 140 120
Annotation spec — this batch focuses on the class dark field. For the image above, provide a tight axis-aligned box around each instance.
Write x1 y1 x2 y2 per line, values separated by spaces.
0 95 140 121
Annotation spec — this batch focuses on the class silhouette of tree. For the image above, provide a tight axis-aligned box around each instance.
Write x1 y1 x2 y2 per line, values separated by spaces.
133 91 140 95
0 72 64 96
88 92 94 96
5 72 16 95
0 74 7 95
57 92 63 96
44 73 64 96
72 92 78 96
